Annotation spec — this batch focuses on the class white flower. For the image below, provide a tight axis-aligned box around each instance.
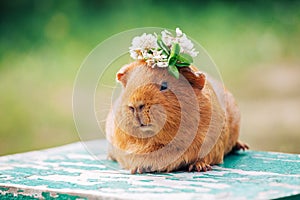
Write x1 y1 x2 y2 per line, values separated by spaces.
156 61 168 68
145 59 155 67
143 49 168 68
128 28 198 70
129 33 157 59
161 28 198 57
161 29 174 47
178 33 198 57
176 27 183 37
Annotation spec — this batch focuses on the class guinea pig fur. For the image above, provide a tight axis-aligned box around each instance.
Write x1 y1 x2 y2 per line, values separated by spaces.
105 61 248 174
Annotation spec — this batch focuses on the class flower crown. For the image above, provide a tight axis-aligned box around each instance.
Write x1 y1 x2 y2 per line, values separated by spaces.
129 28 198 79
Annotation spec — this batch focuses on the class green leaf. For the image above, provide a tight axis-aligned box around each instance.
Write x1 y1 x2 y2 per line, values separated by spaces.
177 53 193 64
175 62 191 67
168 65 179 79
161 51 168 56
170 43 180 58
168 43 181 66
157 36 170 55
168 56 177 66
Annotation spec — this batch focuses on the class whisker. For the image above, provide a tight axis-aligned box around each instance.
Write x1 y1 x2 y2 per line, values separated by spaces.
97 119 108 123
94 99 114 103
95 104 114 108
98 84 118 89
95 108 112 112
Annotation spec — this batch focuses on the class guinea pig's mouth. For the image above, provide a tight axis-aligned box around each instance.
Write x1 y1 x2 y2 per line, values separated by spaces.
139 126 157 138
137 124 158 135
139 124 153 131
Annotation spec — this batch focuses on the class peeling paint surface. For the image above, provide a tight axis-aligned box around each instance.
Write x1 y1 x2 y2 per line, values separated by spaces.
0 140 299 200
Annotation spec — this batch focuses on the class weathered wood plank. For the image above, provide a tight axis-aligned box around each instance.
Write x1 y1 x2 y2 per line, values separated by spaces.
0 140 299 199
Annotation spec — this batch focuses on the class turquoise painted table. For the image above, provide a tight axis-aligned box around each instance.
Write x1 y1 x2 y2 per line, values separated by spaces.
0 140 299 200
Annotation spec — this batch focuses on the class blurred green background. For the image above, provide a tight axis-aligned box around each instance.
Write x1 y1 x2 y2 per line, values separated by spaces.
0 0 299 155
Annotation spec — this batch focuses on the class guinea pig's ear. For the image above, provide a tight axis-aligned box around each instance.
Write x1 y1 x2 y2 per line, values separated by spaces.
179 68 206 90
116 64 131 87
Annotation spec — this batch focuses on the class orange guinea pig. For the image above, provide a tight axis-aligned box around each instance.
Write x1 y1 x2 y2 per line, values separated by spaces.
105 60 248 174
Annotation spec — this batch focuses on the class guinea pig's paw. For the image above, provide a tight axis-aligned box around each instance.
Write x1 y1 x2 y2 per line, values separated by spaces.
233 141 250 151
188 161 212 172
130 166 152 174
107 155 116 161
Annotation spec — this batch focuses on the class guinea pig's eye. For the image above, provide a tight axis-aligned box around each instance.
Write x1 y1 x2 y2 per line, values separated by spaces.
160 81 168 91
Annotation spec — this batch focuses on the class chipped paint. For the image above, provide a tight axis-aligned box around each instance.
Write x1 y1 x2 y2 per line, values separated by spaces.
0 140 299 199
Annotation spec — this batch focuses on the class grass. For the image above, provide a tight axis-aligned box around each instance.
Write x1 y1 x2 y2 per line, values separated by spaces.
0 0 300 155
